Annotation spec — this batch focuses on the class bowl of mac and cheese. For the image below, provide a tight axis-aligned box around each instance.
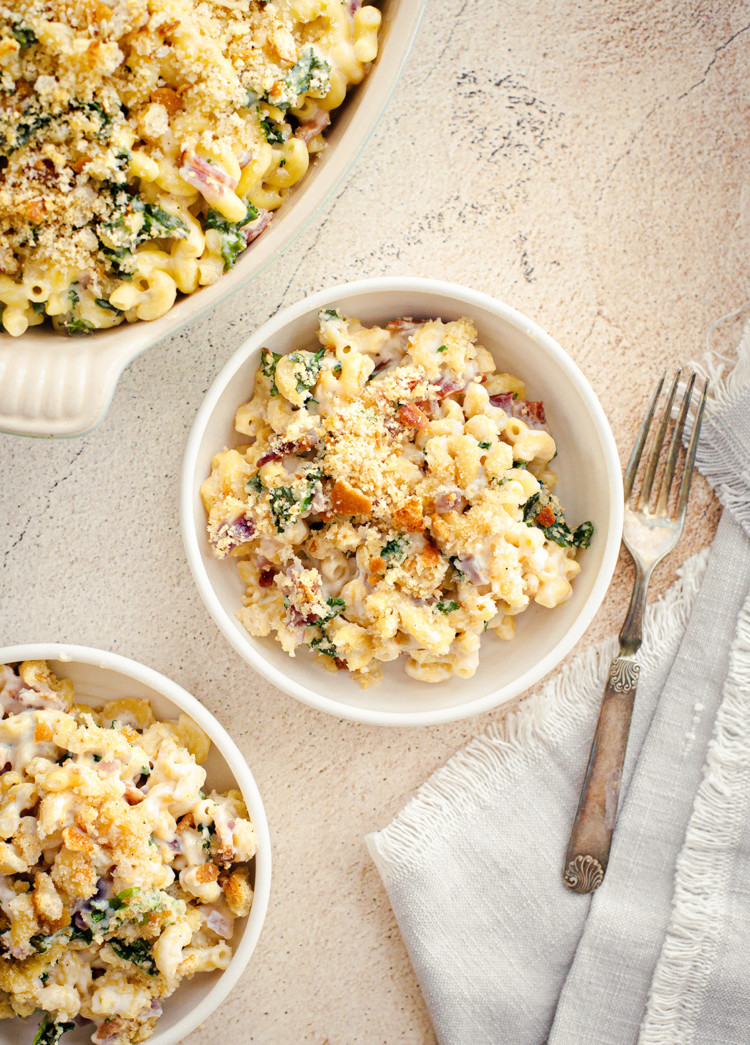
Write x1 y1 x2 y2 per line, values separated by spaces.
0 0 424 437
182 277 623 726
0 645 271 1045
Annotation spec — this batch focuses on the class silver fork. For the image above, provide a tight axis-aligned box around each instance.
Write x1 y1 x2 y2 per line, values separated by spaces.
563 370 708 894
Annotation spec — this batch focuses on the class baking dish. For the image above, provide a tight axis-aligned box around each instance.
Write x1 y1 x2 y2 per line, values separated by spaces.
0 0 425 439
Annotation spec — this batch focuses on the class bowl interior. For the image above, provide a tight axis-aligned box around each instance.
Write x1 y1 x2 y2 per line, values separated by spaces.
184 282 623 724
0 648 270 1045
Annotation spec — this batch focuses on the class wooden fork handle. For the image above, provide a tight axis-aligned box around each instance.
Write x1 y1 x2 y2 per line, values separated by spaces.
563 655 640 893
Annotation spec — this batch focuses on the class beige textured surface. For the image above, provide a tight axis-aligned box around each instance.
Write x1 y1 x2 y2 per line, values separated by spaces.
1 1 748 1041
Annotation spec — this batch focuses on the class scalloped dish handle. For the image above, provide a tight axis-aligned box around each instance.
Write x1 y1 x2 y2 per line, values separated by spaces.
0 334 144 438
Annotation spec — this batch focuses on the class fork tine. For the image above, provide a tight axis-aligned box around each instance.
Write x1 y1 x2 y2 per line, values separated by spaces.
623 372 665 501
655 372 696 516
638 370 681 508
675 376 708 517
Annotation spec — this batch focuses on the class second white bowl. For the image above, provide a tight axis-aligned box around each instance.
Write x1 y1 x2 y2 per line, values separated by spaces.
181 278 623 726
0 644 271 1045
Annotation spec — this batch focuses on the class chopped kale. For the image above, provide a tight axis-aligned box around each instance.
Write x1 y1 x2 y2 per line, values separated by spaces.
449 556 465 580
277 48 330 110
258 113 284 144
139 201 186 238
95 297 123 314
319 308 342 321
436 599 459 614
198 823 215 853
523 491 594 549
68 923 93 944
31 301 46 315
64 318 94 336
0 101 51 154
570 520 594 548
288 348 325 394
312 596 345 626
268 470 320 531
0 94 121 156
436 344 448 353
11 23 37 50
381 535 409 566
478 441 492 450
247 473 264 494
97 196 187 275
111 887 137 909
110 937 158 976
205 201 260 270
309 634 338 658
260 348 281 397
33 1015 75 1045
70 99 115 141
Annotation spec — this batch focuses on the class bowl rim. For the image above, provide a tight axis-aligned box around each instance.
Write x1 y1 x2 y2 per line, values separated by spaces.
181 276 624 726
0 642 272 1045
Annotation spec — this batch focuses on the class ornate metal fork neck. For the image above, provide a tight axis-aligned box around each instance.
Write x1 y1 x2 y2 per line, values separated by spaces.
618 561 652 657
563 370 708 894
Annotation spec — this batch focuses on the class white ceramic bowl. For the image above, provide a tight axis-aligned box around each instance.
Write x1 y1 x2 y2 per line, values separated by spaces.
0 0 424 439
0 643 271 1045
181 277 624 726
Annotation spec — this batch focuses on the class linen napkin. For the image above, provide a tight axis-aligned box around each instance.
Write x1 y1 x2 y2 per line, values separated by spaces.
366 321 750 1045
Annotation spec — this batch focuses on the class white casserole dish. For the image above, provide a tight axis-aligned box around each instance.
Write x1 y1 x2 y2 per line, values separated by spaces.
0 0 425 439
0 643 272 1045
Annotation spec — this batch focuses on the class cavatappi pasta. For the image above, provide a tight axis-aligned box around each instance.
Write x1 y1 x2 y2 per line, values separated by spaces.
0 0 380 336
201 311 594 688
0 660 257 1045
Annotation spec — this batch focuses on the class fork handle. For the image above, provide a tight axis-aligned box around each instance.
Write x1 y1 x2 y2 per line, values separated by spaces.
562 655 640 893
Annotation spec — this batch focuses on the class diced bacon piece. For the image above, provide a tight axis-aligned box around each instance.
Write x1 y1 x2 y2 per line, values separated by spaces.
296 106 331 144
258 568 276 588
179 151 238 209
489 393 547 429
212 516 256 556
206 908 234 939
433 489 463 513
256 433 317 467
310 486 328 514
433 377 464 399
489 391 514 412
396 403 429 429
514 400 546 428
243 208 272 244
455 554 489 585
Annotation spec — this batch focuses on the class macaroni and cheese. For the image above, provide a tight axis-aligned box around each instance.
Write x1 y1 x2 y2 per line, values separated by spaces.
0 660 257 1045
0 0 380 336
201 311 594 687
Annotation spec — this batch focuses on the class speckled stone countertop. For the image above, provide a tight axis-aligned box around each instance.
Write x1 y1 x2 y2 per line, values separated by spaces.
2 2 748 1042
